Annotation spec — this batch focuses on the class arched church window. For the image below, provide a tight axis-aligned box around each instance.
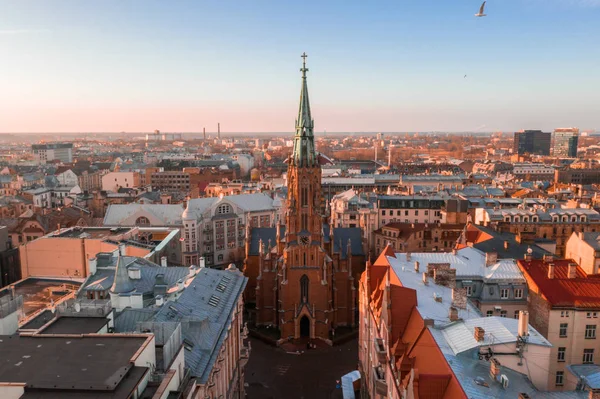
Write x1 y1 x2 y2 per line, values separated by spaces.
300 275 309 303
136 216 150 226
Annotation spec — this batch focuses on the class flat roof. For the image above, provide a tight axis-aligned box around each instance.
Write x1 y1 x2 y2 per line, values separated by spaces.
39 317 109 335
0 335 149 392
1 278 81 318
54 227 132 239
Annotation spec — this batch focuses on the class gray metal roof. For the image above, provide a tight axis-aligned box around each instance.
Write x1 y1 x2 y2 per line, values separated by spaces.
111 255 135 294
153 267 247 383
114 308 157 333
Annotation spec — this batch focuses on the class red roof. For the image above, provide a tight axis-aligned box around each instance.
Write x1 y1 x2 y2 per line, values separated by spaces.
518 259 600 308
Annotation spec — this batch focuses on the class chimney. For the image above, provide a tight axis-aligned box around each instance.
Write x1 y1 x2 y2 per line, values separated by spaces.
161 256 167 267
155 295 164 307
485 252 498 267
518 311 529 337
422 272 429 286
524 251 533 262
451 287 467 309
518 394 531 399
88 257 97 276
490 358 501 380
547 263 555 279
199 257 206 268
414 261 420 273
474 326 485 342
568 262 578 279
503 240 509 250
543 254 554 263
589 389 600 399
449 306 459 322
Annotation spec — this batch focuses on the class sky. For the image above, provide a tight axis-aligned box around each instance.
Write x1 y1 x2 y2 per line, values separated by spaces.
1 0 600 133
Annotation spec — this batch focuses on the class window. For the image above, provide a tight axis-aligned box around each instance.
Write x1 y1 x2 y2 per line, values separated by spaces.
217 204 232 214
559 323 568 338
382 210 386 216
500 310 507 318
514 311 520 319
486 310 493 317
514 288 523 299
136 216 150 226
555 371 564 386
500 289 509 299
217 254 223 262
584 349 594 364
466 286 473 296
557 347 566 362
489 287 494 295
587 312 598 318
300 275 309 303
586 325 597 339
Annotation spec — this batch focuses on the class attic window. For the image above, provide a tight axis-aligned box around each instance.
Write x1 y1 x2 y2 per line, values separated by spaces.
208 295 220 307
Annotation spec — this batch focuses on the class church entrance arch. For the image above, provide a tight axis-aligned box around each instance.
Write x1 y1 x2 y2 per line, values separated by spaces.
300 315 310 337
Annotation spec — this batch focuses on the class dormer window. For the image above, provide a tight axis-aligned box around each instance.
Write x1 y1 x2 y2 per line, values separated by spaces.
217 204 232 214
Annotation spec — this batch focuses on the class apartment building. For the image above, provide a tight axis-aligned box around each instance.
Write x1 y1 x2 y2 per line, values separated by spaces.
373 222 464 254
475 207 600 256
181 193 282 267
101 171 141 192
358 245 559 397
517 257 600 391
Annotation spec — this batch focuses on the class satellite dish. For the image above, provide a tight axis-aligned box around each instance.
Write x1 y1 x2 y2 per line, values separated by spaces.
74 302 81 312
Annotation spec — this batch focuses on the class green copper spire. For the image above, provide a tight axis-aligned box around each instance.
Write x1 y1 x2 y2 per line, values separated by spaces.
292 52 316 167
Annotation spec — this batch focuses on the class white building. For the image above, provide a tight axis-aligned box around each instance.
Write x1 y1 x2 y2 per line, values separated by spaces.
182 193 282 267
101 171 141 192
31 143 73 164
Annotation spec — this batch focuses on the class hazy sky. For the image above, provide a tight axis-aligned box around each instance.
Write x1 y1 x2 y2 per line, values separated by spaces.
1 0 599 133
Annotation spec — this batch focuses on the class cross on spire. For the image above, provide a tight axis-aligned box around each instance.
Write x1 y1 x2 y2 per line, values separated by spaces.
300 52 308 78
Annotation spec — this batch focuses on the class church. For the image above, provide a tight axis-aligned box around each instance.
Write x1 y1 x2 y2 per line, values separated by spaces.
243 54 365 344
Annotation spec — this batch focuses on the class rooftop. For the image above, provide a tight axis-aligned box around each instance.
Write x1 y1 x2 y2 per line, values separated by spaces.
0 334 149 394
518 259 600 308
52 227 132 239
39 316 110 335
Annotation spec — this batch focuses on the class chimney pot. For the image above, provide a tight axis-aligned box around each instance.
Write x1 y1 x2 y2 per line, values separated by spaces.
474 326 485 342
568 262 578 279
414 261 420 272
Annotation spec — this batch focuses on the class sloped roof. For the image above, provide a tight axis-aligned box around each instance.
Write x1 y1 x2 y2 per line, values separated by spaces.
153 267 247 383
103 204 184 226
518 259 600 308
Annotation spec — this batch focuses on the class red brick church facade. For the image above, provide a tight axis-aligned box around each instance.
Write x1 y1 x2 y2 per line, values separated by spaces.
243 55 365 343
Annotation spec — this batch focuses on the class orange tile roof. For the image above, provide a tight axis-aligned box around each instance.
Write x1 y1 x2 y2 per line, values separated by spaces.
518 259 600 308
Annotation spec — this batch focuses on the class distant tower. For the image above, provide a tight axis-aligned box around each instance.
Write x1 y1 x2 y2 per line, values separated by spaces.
218 123 221 140
203 127 206 141
388 142 393 169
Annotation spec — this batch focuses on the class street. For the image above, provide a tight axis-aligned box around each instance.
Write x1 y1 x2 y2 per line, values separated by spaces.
245 337 358 399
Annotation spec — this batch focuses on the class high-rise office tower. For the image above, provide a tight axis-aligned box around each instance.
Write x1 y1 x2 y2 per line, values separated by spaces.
513 130 551 155
552 128 579 158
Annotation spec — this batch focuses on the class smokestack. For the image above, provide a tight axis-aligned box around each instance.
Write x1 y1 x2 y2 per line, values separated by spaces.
218 123 221 139
203 127 206 141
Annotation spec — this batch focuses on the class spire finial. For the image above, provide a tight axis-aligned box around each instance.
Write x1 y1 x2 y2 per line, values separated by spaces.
301 52 308 78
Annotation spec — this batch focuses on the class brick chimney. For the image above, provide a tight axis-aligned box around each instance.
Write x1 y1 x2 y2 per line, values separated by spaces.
422 272 429 286
449 306 459 322
490 358 501 380
451 287 467 309
485 252 498 267
589 389 600 399
414 261 420 273
474 326 485 342
568 262 578 279
547 263 555 279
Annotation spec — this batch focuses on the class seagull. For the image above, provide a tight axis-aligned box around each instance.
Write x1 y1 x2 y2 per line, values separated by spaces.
464 74 467 78
475 1 487 17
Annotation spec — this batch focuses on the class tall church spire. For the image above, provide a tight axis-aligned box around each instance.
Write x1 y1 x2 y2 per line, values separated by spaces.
292 52 316 167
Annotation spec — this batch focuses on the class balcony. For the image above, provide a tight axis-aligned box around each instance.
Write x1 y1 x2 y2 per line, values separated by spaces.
374 338 387 364
373 366 387 396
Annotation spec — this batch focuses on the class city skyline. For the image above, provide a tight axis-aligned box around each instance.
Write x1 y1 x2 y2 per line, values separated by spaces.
2 0 600 133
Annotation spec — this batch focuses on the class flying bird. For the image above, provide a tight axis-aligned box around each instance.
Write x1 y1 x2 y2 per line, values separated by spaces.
475 1 487 17
464 74 467 78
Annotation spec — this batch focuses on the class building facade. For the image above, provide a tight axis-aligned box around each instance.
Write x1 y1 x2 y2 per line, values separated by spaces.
181 193 282 267
513 130 551 155
31 142 73 164
244 55 365 343
552 128 579 158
